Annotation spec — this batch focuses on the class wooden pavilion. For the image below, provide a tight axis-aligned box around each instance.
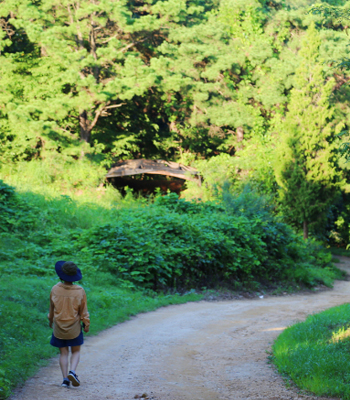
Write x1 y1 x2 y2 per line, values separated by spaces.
106 159 200 194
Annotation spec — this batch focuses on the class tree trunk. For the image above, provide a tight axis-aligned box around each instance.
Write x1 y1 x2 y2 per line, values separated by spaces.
303 221 308 240
236 126 244 142
79 110 91 143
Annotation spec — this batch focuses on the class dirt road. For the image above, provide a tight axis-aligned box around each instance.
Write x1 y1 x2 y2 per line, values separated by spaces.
10 257 350 400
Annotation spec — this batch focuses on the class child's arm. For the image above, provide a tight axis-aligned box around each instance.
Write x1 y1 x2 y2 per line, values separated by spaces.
80 290 90 333
47 291 54 328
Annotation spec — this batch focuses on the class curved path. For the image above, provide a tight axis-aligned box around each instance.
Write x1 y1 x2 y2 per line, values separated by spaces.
10 258 350 400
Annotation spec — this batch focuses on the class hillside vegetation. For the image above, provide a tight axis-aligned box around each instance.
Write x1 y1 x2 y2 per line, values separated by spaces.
2 181 342 290
0 178 344 398
2 0 350 242
2 0 350 398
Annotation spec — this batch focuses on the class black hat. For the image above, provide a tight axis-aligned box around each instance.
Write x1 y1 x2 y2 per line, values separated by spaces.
55 261 82 282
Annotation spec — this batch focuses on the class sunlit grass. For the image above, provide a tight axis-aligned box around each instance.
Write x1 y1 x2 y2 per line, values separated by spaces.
0 158 121 206
272 304 350 399
331 325 350 343
0 157 146 231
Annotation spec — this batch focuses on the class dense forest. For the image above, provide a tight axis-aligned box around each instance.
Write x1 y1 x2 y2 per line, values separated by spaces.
2 0 350 242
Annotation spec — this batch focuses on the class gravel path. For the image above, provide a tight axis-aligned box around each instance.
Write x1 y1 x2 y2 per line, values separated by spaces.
10 257 350 400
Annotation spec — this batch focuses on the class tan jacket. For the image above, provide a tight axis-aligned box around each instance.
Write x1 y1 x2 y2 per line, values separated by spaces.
48 282 90 340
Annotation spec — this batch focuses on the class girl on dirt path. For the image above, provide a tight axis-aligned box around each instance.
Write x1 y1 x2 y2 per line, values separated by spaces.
48 261 90 388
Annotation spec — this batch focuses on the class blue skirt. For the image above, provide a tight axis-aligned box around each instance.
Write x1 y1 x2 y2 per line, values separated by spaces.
50 330 84 348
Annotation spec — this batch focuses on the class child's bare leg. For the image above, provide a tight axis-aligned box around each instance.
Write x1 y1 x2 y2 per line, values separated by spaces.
70 345 81 372
59 347 69 378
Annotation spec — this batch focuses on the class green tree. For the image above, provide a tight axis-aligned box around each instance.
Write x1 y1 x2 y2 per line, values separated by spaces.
2 0 350 165
274 23 344 239
156 0 297 158
0 0 162 145
0 0 209 150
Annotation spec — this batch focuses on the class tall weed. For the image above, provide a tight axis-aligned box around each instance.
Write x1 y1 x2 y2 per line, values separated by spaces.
0 157 122 209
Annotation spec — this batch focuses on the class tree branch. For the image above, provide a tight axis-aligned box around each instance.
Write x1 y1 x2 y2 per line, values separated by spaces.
89 108 104 131
119 38 147 52
104 103 126 110
101 34 119 44
332 73 350 92
89 102 125 130
67 114 80 120
59 127 78 138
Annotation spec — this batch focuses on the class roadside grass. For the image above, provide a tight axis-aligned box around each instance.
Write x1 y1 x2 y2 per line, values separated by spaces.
0 273 201 399
272 303 350 399
330 246 350 258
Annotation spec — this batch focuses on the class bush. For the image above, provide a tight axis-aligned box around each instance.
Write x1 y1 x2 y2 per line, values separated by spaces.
73 192 341 290
0 181 341 290
0 180 38 233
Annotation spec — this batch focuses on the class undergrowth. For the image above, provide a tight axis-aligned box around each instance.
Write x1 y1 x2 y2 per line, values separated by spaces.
0 181 342 290
272 304 350 399
330 246 350 258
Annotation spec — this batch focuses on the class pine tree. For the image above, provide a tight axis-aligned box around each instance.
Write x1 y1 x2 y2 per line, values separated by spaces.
0 0 207 146
274 23 344 239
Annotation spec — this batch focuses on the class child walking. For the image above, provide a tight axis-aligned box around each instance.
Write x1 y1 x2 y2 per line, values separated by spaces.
48 261 90 388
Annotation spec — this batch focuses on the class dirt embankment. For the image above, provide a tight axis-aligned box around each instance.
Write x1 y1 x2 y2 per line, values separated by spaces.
10 257 350 400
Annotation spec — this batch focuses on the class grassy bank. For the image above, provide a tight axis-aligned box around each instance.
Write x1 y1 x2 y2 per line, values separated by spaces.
272 303 350 399
1 178 343 290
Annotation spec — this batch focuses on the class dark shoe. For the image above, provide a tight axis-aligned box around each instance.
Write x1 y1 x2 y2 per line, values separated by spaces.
68 370 80 387
61 378 70 388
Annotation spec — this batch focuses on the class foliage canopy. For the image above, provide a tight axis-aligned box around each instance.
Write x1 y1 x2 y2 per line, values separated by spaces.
274 23 344 239
2 0 350 164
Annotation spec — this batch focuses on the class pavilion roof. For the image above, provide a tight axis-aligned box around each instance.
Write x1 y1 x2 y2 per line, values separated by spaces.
106 159 199 182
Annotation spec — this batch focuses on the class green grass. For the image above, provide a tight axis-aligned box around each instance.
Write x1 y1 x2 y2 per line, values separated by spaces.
272 304 350 399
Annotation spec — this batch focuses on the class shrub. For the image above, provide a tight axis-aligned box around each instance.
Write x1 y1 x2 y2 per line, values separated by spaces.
0 181 341 291
0 180 38 233
73 192 340 290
